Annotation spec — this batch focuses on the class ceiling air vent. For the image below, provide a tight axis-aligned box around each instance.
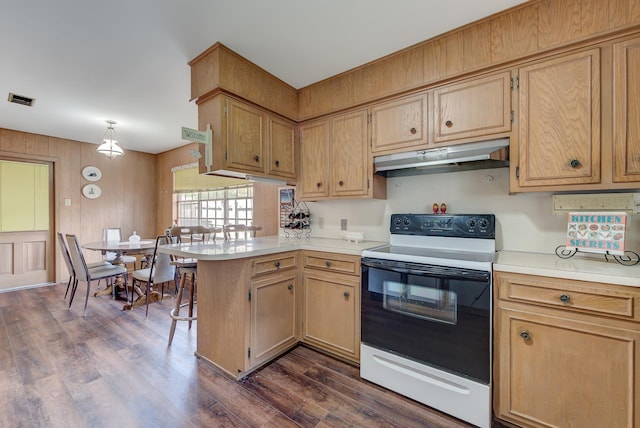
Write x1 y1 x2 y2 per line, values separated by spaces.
7 93 35 106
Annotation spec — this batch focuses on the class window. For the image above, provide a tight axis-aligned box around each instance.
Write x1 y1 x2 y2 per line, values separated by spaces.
175 184 253 229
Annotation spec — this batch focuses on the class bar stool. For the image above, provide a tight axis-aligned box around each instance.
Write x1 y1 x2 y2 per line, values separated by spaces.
168 259 197 346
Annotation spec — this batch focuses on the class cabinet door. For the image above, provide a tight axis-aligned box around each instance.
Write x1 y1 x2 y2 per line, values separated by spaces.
225 98 265 173
299 120 330 199
517 49 601 187
267 116 296 179
613 36 640 182
433 71 511 144
303 271 359 361
330 109 369 197
497 306 640 428
250 273 297 367
371 93 428 154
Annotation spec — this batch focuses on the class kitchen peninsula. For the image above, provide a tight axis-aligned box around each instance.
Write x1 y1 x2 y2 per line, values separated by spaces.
158 236 385 379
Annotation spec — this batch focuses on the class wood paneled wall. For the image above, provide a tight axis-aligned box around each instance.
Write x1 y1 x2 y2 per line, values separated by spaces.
0 128 157 284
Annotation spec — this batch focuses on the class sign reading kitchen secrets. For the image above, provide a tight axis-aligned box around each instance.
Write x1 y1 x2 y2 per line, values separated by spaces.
566 212 627 255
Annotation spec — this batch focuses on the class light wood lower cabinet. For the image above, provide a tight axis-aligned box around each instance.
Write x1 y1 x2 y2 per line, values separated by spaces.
301 251 361 362
494 272 640 428
196 252 298 379
249 272 297 366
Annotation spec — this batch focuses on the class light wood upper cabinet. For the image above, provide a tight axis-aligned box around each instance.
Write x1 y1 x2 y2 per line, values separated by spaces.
432 71 512 144
225 98 265 173
514 48 601 188
267 116 296 180
494 272 640 428
613 36 640 182
299 111 386 201
331 109 370 197
298 119 330 199
198 94 297 183
371 93 428 155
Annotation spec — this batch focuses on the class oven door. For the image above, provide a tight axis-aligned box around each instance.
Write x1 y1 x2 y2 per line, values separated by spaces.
361 257 491 384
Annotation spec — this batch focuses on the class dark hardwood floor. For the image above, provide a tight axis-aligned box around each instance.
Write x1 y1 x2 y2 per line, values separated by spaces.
0 282 505 428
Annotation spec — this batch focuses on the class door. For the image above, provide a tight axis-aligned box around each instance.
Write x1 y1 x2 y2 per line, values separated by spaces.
225 98 265 173
298 120 330 199
330 109 369 197
517 49 601 187
0 159 53 289
371 93 428 154
613 36 640 182
267 116 296 179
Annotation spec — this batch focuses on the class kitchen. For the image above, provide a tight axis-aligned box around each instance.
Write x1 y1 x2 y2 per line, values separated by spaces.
2 0 640 427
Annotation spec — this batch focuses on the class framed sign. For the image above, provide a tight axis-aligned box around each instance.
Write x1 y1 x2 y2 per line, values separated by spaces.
565 212 627 255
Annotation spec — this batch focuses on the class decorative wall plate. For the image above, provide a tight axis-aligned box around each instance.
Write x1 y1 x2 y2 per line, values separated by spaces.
82 183 102 199
82 165 102 181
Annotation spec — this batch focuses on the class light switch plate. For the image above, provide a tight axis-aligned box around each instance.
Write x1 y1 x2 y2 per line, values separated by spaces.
64 198 71 206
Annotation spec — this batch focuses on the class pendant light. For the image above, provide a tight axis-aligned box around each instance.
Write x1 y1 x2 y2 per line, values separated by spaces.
97 120 124 158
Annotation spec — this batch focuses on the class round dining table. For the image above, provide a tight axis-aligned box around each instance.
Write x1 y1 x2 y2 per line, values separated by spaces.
82 239 157 308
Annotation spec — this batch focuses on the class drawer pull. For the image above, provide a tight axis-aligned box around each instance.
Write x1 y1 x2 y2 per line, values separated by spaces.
410 127 417 135
254 155 260 162
274 261 281 268
343 291 350 298
520 331 531 340
445 120 453 128
559 294 571 303
288 284 293 290
325 260 332 267
569 159 581 168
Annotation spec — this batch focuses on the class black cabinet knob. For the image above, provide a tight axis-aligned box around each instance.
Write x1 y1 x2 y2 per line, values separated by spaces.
288 284 293 290
274 261 281 268
343 291 350 298
570 159 581 168
559 294 571 303
410 127 417 135
254 155 260 162
445 120 453 128
325 260 332 267
520 331 531 340
338 180 344 186
275 160 280 167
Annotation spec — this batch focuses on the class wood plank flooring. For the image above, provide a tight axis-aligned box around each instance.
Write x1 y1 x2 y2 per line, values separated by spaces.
0 283 506 428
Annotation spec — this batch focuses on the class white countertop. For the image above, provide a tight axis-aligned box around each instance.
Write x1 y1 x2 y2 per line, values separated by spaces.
495 250 640 287
158 236 388 260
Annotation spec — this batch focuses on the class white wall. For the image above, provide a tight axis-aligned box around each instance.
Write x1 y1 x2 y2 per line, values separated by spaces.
301 167 640 255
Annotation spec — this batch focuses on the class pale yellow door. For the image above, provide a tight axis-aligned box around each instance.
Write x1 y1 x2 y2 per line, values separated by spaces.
0 160 53 290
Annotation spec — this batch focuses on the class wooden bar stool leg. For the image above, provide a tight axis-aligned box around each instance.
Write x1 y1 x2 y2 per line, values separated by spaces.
168 271 187 346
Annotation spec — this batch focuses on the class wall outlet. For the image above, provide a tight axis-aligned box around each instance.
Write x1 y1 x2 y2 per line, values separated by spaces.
341 219 347 230
64 198 71 206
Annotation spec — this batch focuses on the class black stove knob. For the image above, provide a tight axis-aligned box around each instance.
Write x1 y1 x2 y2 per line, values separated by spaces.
403 218 411 226
479 218 489 229
467 219 476 229
394 217 402 227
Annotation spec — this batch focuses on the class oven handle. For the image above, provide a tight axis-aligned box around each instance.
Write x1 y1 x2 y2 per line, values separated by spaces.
361 257 490 282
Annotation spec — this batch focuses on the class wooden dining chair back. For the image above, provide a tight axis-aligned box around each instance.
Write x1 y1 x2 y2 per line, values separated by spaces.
65 234 128 316
169 225 217 244
131 235 177 317
223 224 261 240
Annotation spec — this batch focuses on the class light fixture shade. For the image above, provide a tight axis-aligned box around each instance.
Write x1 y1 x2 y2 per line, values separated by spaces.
97 120 124 158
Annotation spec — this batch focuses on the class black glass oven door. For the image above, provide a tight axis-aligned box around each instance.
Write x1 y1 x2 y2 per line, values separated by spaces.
361 257 491 384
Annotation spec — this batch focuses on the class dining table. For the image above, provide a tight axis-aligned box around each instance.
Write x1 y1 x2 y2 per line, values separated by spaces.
82 239 157 309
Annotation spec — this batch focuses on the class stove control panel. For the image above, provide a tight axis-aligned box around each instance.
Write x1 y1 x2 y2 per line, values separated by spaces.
390 213 495 238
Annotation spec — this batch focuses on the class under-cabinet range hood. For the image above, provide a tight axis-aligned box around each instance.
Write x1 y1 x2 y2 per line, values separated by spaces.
374 138 510 177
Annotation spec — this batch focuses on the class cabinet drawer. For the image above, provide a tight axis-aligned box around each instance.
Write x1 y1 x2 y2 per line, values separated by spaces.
496 272 640 321
303 251 360 276
251 252 297 277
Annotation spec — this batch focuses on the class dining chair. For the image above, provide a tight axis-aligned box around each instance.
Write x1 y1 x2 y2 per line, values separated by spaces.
65 234 128 316
57 232 111 300
223 224 261 240
130 234 177 317
103 227 138 269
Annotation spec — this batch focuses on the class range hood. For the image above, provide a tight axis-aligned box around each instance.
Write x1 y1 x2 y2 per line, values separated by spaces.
374 138 510 177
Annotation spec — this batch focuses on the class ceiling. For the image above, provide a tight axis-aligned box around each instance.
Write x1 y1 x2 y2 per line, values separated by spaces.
0 0 527 155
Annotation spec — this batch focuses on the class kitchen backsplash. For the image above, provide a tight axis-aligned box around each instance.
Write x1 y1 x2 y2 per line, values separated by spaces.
298 167 640 255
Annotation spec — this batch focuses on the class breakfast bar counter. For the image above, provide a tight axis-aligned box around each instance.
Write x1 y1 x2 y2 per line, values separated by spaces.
157 236 385 379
